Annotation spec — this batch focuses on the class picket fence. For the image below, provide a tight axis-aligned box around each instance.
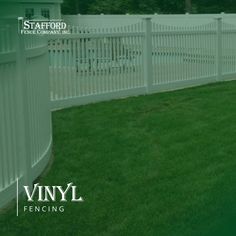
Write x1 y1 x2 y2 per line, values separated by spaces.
49 17 236 109
1 15 236 210
0 19 52 209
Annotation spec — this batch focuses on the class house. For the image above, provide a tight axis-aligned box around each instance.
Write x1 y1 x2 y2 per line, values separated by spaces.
0 0 63 19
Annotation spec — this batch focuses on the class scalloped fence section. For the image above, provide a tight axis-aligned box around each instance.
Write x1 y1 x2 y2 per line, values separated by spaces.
49 17 236 110
0 20 52 209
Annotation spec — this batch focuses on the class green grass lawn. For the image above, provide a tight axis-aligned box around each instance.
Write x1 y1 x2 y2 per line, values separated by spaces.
1 81 236 236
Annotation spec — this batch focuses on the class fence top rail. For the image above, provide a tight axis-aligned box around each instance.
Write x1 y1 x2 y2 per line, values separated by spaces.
47 32 145 40
47 28 236 41
63 14 236 29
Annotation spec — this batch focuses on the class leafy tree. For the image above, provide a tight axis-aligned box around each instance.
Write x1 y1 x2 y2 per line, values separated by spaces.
61 0 94 14
192 0 236 13
61 0 236 15
88 0 130 14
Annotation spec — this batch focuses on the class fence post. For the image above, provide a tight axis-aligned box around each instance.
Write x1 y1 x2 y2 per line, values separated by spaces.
15 20 32 190
215 17 222 81
142 18 153 93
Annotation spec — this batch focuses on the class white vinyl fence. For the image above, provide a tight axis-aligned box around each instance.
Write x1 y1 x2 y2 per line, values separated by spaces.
49 21 145 108
49 16 236 110
0 19 52 209
1 15 236 210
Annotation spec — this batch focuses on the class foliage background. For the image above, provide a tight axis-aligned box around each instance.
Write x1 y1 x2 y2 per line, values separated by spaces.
61 0 236 15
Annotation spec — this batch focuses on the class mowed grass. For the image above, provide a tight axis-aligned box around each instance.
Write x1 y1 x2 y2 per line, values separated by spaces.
1 81 236 236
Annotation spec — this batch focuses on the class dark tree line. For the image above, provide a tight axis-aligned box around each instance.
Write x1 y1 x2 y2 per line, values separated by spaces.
61 0 236 15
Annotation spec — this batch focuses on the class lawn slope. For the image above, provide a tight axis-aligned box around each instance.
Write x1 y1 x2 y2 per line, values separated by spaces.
1 81 236 236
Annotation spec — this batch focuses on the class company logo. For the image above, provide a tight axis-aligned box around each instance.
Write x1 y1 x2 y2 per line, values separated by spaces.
16 180 83 216
18 17 70 35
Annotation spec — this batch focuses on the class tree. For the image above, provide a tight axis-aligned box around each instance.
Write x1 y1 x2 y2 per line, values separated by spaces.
185 0 192 13
192 0 236 13
61 0 95 14
61 0 236 15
